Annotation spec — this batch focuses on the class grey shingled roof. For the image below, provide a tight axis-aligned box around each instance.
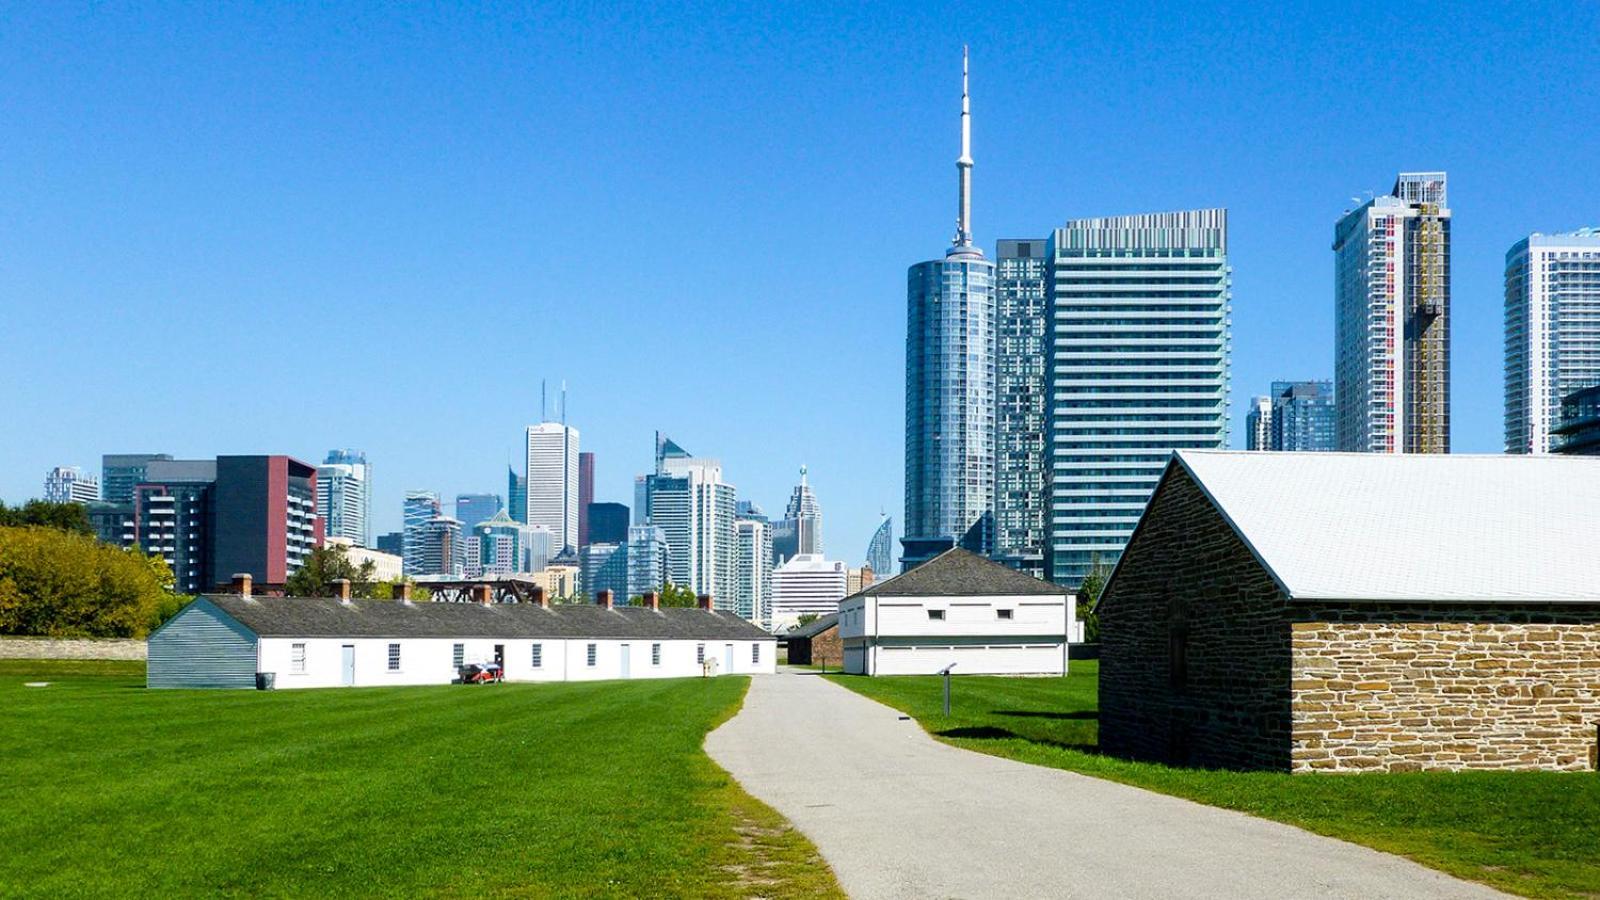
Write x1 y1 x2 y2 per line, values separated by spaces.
849 548 1067 599
783 613 838 640
199 595 776 641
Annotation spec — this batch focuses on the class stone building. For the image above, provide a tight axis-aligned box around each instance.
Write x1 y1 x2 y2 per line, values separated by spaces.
782 613 841 667
1098 450 1600 773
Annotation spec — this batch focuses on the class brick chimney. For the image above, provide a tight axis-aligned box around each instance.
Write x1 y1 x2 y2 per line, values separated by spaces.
531 585 549 609
332 578 352 603
231 573 252 599
697 593 713 611
597 589 614 610
395 581 413 604
643 591 660 611
473 584 493 605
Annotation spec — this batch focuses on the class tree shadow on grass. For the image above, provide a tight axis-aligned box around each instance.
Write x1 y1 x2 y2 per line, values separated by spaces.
935 724 1102 755
992 710 1097 721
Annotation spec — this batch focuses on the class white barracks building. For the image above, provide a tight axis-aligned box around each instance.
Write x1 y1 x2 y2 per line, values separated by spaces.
148 579 776 689
840 549 1077 676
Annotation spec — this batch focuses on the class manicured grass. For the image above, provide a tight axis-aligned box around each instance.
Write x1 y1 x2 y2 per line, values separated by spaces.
0 659 841 898
827 663 1600 900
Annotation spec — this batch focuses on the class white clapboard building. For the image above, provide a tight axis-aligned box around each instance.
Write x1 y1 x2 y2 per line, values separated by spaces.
839 548 1077 676
148 579 776 689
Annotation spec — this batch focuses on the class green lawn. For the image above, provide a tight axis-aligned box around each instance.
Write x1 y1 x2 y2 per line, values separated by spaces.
827 662 1600 900
1 660 841 898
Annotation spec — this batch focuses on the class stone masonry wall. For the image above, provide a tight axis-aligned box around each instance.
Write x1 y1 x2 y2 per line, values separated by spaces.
0 637 147 660
1290 608 1600 772
1099 467 1293 771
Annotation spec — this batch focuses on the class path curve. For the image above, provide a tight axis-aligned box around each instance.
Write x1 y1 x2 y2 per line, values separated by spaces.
706 669 1504 900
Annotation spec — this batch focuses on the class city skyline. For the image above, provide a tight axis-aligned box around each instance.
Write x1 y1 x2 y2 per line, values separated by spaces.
6 5 1600 562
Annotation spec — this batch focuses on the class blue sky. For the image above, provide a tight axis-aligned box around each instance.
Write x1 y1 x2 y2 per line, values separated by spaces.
3 1 1598 560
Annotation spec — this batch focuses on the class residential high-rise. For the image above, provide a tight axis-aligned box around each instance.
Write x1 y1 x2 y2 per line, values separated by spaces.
454 493 502 534
1270 381 1336 451
781 466 823 556
1245 397 1273 451
375 531 404 557
1045 209 1231 586
101 453 171 504
525 422 580 553
625 524 669 599
507 466 527 524
994 238 1049 576
134 459 217 593
581 541 628 600
770 554 847 632
864 515 893 581
904 48 995 572
577 451 595 547
644 450 736 606
413 516 463 577
402 491 441 576
1553 385 1600 456
44 466 100 504
586 501 629 545
317 449 370 546
1505 228 1600 454
1334 172 1451 454
735 512 773 627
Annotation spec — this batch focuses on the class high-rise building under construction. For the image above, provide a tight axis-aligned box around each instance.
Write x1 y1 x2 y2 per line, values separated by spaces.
1333 172 1451 453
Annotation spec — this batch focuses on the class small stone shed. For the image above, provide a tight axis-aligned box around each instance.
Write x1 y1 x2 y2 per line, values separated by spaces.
1097 450 1600 773
782 613 840 666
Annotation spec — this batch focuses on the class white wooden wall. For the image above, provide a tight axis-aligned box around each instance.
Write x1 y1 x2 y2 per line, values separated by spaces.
838 593 1072 676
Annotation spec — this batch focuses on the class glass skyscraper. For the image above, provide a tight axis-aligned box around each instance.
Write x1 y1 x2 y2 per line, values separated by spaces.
864 515 893 580
1270 381 1336 451
903 49 994 571
317 449 370 547
994 238 1049 576
402 490 441 577
1045 209 1231 586
1505 228 1600 454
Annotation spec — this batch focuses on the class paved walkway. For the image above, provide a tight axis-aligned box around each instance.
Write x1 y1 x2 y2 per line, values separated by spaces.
705 669 1504 900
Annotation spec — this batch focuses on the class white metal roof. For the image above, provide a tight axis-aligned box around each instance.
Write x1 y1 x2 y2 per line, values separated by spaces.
1173 450 1600 603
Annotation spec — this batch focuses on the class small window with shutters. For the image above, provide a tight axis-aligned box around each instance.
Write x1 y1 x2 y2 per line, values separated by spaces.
291 643 306 674
531 643 543 668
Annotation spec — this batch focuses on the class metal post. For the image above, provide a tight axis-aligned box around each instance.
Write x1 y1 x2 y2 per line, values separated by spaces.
943 671 951 716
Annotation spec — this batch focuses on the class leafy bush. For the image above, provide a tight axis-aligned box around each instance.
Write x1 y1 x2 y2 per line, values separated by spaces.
0 526 184 637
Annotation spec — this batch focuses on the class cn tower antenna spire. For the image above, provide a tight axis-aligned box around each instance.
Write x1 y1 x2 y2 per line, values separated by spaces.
953 45 973 248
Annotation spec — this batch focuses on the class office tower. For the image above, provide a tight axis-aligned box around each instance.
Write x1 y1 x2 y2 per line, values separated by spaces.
375 531 404 557
454 493 502 534
865 515 893 580
735 513 773 626
904 48 995 572
132 456 319 593
770 554 847 632
101 453 171 504
781 465 823 555
626 524 669 599
317 450 370 546
525 422 580 552
769 519 798 567
1505 228 1600 454
1553 385 1600 455
507 466 528 524
44 466 100 504
994 237 1049 576
1046 209 1231 586
1270 380 1336 451
1334 172 1451 454
586 502 629 545
524 525 554 573
471 509 526 576
402 491 442 576
581 541 628 599
578 451 595 547
632 475 649 525
1246 397 1273 451
645 453 736 605
413 516 463 577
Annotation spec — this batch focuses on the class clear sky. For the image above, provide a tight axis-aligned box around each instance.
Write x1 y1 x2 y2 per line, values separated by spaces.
4 2 1598 561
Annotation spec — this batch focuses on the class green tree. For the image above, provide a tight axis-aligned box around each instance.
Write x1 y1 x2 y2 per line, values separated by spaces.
368 578 430 602
658 583 699 608
1075 552 1109 643
0 500 93 536
283 544 377 598
796 613 819 627
0 525 184 637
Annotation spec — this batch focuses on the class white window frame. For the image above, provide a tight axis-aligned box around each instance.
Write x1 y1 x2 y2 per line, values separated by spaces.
291 642 307 674
586 643 597 667
651 643 661 666
531 643 543 668
388 643 401 671
751 643 760 664
452 643 465 669
696 643 705 665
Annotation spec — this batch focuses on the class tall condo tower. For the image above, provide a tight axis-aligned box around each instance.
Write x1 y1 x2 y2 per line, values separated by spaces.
1504 228 1600 454
1333 172 1451 453
994 238 1049 577
317 450 371 547
1045 210 1232 586
864 515 893 580
903 47 996 572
